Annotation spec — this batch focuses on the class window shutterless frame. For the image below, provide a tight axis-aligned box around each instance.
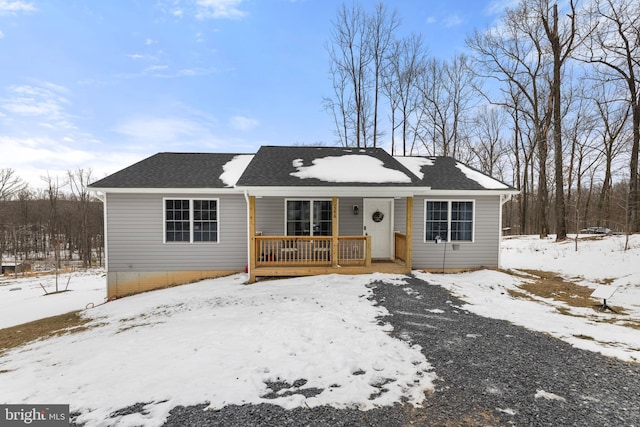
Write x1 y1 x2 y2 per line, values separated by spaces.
424 199 475 243
163 198 220 243
284 199 333 236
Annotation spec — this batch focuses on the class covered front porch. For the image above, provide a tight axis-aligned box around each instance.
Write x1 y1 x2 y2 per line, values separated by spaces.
247 196 413 282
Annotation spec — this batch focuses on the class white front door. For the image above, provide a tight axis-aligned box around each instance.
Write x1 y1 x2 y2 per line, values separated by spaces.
363 199 394 259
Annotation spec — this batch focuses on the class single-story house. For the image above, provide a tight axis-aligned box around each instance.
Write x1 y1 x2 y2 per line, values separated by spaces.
89 145 518 298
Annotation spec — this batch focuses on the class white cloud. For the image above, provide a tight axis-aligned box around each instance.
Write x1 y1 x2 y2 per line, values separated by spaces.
113 115 226 150
229 115 258 131
0 29 4 39
443 14 464 28
195 0 247 19
0 135 95 188
0 0 36 15
115 117 204 141
0 84 70 119
486 0 520 16
425 16 436 24
116 63 217 80
145 64 169 71
144 38 156 45
0 134 158 191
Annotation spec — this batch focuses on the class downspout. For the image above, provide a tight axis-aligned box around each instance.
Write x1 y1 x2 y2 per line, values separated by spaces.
498 193 514 268
92 191 107 269
500 193 513 207
92 190 109 296
244 189 250 281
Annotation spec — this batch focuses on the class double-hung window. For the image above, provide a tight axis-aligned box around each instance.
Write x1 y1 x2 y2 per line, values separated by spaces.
165 199 219 243
286 200 332 236
425 200 473 242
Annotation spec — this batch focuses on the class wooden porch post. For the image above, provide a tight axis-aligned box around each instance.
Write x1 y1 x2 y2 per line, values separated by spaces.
249 195 256 283
331 196 339 267
406 196 413 270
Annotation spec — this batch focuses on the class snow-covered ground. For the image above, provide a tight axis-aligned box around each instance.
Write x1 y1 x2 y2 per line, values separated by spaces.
0 234 638 426
417 233 640 363
0 273 434 427
0 270 107 329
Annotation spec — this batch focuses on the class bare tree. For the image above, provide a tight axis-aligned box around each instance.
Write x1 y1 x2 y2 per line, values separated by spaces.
0 169 27 273
418 54 478 157
326 2 403 148
0 169 26 201
369 3 399 147
563 85 603 235
579 0 640 231
470 105 508 178
540 0 579 241
590 82 631 226
326 3 372 148
383 33 427 155
42 173 63 291
68 168 94 268
468 2 554 237
323 62 353 147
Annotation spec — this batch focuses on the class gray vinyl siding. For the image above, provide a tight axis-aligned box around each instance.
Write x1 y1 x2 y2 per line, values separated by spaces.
106 192 247 272
339 197 363 236
394 198 407 233
255 197 283 235
411 195 500 269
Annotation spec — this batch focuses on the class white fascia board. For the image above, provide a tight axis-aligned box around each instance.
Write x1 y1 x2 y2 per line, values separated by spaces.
238 186 421 198
87 187 242 194
413 189 520 197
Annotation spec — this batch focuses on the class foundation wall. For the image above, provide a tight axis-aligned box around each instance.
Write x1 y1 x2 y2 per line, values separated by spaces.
107 270 240 298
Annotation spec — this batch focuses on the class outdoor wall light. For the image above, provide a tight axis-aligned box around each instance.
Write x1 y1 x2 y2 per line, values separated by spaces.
353 205 359 215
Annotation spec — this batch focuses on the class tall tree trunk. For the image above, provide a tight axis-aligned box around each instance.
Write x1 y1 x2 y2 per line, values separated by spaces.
549 4 567 240
630 102 640 231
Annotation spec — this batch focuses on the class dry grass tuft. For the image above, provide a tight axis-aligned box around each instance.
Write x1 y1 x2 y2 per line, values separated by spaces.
573 334 595 341
0 311 92 356
517 269 625 313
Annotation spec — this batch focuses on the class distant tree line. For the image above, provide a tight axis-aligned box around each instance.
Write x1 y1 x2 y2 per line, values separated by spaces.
0 168 103 273
325 0 640 238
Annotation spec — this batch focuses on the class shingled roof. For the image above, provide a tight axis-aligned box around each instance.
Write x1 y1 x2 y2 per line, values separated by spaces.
235 145 420 187
89 146 515 192
89 152 246 188
395 156 513 191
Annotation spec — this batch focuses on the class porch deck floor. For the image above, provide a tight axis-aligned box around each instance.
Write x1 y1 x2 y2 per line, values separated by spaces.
252 259 410 280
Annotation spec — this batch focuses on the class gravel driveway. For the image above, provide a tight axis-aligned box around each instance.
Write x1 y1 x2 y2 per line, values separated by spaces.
88 275 640 426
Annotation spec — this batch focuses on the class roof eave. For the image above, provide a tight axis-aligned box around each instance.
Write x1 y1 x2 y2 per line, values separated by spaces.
237 186 423 197
88 186 242 194
415 188 520 196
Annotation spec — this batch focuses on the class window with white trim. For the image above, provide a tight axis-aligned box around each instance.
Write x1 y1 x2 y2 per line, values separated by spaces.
165 199 219 243
425 200 473 242
286 200 332 236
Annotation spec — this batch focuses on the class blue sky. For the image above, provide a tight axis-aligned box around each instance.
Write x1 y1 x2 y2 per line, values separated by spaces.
0 0 506 189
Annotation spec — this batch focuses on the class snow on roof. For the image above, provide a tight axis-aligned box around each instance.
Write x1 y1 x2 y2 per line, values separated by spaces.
290 154 413 183
394 157 434 180
219 154 255 187
455 162 508 189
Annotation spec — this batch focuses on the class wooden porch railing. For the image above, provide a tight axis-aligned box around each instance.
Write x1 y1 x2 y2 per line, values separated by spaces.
394 232 407 262
255 236 370 267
